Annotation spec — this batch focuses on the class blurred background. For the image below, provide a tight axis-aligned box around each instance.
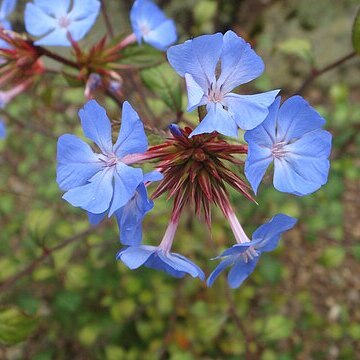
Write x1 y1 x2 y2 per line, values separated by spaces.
1 0 360 359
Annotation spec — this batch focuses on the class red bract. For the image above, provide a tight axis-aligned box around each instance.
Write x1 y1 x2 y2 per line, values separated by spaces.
0 29 44 89
147 126 254 225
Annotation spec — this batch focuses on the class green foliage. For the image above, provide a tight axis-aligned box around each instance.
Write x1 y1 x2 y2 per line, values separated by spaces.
352 8 360 53
118 45 165 68
0 307 39 346
141 63 182 112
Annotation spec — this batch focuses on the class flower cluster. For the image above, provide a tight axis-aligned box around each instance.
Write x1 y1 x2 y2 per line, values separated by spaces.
0 0 332 288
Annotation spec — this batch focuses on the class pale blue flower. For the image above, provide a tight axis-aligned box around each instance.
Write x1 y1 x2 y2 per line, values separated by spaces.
117 245 205 280
88 170 163 246
24 0 100 46
207 214 297 288
244 96 332 196
167 30 279 137
57 100 148 216
130 0 177 51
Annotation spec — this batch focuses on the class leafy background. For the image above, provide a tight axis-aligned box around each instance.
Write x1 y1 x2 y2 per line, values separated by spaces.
1 0 360 359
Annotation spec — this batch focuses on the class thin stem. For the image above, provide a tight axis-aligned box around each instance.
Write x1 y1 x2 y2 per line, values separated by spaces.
0 227 96 293
36 46 79 69
294 51 357 95
100 0 114 38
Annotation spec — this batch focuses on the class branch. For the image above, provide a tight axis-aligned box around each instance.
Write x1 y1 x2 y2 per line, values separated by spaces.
294 51 357 95
100 0 114 38
0 227 96 293
36 46 79 69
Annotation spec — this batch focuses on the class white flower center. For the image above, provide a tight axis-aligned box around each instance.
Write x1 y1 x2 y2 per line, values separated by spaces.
241 246 259 263
271 141 288 159
207 82 224 103
58 15 71 29
140 23 151 36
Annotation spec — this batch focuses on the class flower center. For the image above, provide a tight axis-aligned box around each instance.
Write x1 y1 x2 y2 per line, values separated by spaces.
58 15 71 29
271 141 288 159
140 23 151 36
207 82 223 103
241 246 259 263
98 153 119 167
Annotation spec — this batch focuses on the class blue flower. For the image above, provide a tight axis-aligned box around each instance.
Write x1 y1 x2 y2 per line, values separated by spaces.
0 0 17 48
0 118 6 139
117 245 205 280
24 0 100 46
130 0 177 51
207 214 297 288
167 30 279 138
88 170 163 246
57 100 148 216
244 96 332 196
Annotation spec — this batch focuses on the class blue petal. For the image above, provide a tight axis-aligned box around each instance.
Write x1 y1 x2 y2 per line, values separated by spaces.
185 73 206 112
227 256 259 288
62 168 114 214
143 170 163 182
24 3 56 37
33 0 70 16
67 0 100 41
217 30 264 93
224 90 280 130
115 183 153 246
0 119 6 139
167 33 223 90
190 102 238 138
273 158 324 196
0 0 17 17
244 96 281 146
244 143 272 194
143 19 177 51
87 211 106 225
276 95 326 141
157 251 204 279
108 163 143 216
56 134 102 191
33 28 69 47
252 214 297 252
79 100 113 155
207 257 234 287
113 101 148 158
117 245 155 269
144 251 186 278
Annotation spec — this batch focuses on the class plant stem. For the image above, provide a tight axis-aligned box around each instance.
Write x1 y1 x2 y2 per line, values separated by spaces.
100 0 114 38
294 51 357 95
36 46 79 69
0 227 95 293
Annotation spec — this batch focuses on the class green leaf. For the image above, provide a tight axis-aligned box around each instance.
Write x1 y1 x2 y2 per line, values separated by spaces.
277 38 313 62
352 8 360 53
118 44 164 69
261 315 294 341
320 246 345 268
0 307 39 345
141 63 182 112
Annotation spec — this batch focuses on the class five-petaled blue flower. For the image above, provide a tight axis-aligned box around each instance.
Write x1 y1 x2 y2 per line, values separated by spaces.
0 118 6 139
207 214 297 288
87 170 163 246
130 0 177 51
117 245 205 280
0 0 17 48
244 96 332 196
25 0 100 46
57 100 148 217
167 30 279 138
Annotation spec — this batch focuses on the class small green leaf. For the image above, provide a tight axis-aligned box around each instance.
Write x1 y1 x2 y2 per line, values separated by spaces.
0 307 39 345
352 8 360 53
277 38 313 62
141 63 182 112
261 315 294 341
118 44 164 69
